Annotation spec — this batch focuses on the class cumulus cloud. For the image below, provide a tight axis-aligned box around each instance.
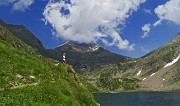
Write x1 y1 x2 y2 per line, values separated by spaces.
0 0 34 11
43 0 146 51
141 20 161 38
155 0 180 25
142 24 151 38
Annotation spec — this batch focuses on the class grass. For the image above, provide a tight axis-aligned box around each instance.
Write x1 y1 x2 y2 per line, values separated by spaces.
79 76 99 93
0 25 97 105
94 72 139 92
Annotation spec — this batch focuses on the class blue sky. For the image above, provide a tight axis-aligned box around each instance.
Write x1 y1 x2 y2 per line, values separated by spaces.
0 0 179 58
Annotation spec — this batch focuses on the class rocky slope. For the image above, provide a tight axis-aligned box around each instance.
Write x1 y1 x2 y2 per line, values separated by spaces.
136 32 180 91
89 32 180 91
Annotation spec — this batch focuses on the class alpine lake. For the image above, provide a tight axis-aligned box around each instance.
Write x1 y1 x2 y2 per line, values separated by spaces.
93 92 180 106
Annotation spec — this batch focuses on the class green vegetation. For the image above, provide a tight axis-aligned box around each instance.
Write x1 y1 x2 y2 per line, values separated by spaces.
0 25 96 105
1 19 180 95
96 73 139 91
79 76 99 93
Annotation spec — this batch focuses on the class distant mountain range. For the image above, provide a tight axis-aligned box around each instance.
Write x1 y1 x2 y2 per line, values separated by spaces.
0 19 131 74
52 41 131 74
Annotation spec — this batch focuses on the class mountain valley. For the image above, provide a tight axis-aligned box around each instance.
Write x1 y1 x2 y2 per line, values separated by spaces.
1 19 180 93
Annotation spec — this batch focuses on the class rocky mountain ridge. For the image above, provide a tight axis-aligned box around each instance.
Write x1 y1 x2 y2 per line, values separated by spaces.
0 19 130 74
52 41 130 74
57 41 103 53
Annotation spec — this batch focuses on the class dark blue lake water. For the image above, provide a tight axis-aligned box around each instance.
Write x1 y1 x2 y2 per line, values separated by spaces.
93 92 180 106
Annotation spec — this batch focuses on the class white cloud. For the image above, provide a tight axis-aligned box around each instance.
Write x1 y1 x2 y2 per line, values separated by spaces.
141 20 161 38
0 0 34 11
0 0 16 5
141 0 180 38
144 9 151 14
13 0 34 11
43 0 146 51
142 24 151 38
155 0 180 25
153 20 161 27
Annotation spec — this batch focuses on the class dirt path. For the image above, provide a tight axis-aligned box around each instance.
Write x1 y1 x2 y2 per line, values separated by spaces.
10 82 38 89
0 82 38 91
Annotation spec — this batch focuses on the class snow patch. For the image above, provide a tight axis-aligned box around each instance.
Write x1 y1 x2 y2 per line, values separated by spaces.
88 45 100 52
92 45 100 51
143 78 147 80
72 46 81 51
57 42 71 48
150 73 156 77
137 70 141 76
164 55 180 68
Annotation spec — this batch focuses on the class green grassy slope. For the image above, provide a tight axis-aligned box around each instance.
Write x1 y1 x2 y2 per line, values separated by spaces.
0 25 96 105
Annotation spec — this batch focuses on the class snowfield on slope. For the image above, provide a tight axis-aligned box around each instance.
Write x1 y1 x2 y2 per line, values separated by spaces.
137 70 141 76
164 55 180 68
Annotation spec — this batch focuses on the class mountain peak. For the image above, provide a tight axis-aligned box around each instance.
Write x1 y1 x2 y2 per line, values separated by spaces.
53 41 129 74
65 41 74 45
56 41 103 53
